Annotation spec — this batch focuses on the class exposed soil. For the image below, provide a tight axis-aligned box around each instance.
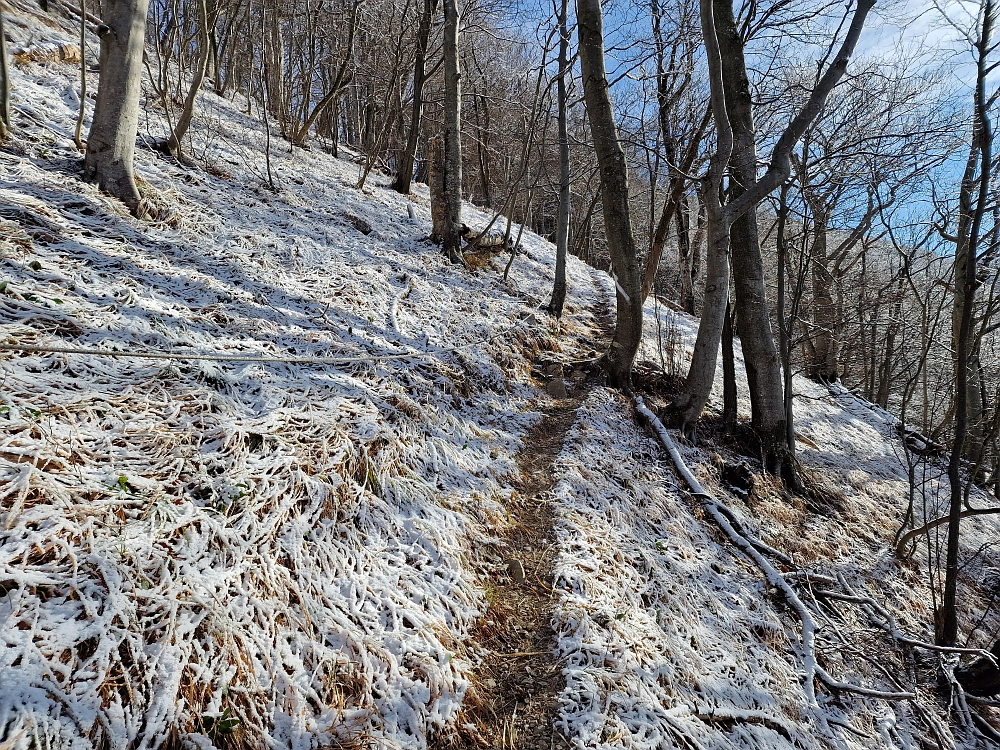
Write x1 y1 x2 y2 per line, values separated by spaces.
454 382 587 749
432 280 611 749
434 374 597 747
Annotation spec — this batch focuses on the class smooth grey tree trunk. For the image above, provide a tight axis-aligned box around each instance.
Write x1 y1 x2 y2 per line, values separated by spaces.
441 0 463 263
165 0 209 159
679 0 874 441
547 0 570 317
577 0 642 388
676 0 732 432
394 0 433 194
85 0 152 217
0 8 10 142
713 0 791 475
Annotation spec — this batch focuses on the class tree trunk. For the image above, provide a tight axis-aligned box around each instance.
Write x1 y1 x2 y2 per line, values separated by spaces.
428 134 447 242
473 91 493 206
547 0 570 318
714 0 789 474
876 290 901 409
775 182 798 467
441 0 463 263
576 0 642 388
392 0 432 194
677 192 694 313
722 299 737 433
676 0 732 433
942 0 994 647
263 1 286 135
679 0 873 442
807 206 840 381
678 207 731 431
953 215 988 467
165 0 210 158
0 8 11 142
85 0 152 218
74 0 87 151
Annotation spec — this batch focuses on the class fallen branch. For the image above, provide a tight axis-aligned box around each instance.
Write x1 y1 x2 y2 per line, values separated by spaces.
896 507 1000 556
634 398 791 565
815 575 996 659
633 396 917 705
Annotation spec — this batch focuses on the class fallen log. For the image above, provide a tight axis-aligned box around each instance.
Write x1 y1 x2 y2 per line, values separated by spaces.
461 224 510 252
12 42 82 64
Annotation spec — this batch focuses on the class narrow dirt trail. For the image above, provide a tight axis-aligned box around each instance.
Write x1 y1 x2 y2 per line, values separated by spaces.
436 283 613 749
457 378 590 749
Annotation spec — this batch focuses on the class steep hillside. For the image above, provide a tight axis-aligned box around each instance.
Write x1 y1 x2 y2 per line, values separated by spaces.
2 5 1000 750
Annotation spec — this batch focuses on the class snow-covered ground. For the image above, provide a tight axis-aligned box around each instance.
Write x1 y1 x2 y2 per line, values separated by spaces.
3 4 1000 749
548 285 1000 748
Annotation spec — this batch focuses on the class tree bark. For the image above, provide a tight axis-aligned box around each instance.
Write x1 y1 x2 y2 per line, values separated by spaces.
806 205 840 381
85 0 152 218
577 0 643 388
547 0 570 317
74 0 87 151
676 0 732 432
677 192 695 313
0 8 10 142
775 182 797 464
441 0 463 263
165 0 210 158
428 134 447 242
678 0 874 439
393 0 433 194
713 0 790 475
722 300 737 433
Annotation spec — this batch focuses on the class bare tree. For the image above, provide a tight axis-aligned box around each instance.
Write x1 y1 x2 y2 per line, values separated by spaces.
85 0 153 217
441 0 464 263
393 0 435 194
0 8 10 142
942 0 996 648
547 0 570 317
163 0 210 158
577 0 643 387
676 0 875 460
74 0 87 151
289 0 362 146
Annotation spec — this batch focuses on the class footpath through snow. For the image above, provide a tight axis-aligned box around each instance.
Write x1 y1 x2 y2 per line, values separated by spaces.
4 6 1000 749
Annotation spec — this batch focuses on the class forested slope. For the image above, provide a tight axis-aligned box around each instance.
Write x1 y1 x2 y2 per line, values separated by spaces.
2 6 1000 750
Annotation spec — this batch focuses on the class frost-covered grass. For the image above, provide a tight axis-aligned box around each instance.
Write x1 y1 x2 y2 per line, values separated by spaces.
0 8 603 748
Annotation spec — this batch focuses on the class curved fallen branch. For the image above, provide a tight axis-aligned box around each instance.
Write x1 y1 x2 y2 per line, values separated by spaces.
633 396 916 705
896 507 1000 556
